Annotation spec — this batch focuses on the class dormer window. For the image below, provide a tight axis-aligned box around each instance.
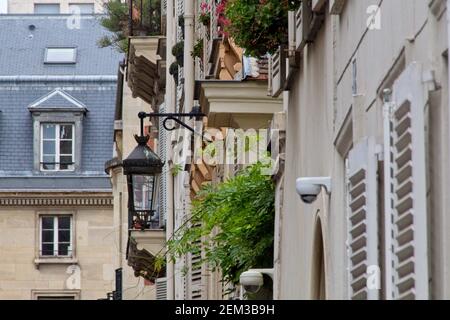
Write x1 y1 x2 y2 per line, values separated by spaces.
45 48 77 64
28 89 87 174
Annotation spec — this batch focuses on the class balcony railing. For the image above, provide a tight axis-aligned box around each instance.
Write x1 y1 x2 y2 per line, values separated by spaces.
128 0 162 36
129 210 161 230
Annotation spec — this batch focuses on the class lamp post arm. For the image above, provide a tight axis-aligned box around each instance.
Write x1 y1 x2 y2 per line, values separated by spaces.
137 108 206 135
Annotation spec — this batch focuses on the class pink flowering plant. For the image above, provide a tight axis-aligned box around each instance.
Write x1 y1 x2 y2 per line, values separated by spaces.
216 0 230 36
199 1 211 26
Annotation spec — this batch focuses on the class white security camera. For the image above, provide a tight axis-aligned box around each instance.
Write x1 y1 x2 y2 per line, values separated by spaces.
295 177 331 204
239 269 273 294
240 270 264 293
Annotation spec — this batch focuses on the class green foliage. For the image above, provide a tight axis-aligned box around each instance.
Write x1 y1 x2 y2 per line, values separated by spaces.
169 62 179 84
172 41 185 67
171 164 183 177
98 0 129 52
191 39 204 59
225 0 301 57
164 162 275 287
98 0 162 53
199 13 211 26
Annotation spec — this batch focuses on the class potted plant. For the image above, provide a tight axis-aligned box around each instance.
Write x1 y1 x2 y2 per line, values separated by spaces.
191 39 204 60
169 62 179 85
199 1 211 27
224 0 301 56
171 41 184 67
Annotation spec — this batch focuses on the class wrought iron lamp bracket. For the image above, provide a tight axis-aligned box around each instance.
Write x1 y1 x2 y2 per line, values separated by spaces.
138 107 206 136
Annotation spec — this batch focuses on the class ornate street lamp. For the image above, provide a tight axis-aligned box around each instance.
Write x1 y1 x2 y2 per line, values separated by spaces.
123 134 164 230
123 106 206 230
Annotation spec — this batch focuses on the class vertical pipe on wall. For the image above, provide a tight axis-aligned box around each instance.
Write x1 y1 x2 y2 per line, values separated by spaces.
165 0 175 300
184 0 195 113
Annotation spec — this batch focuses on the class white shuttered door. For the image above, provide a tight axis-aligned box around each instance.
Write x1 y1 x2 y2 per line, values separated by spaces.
347 137 379 300
384 62 429 300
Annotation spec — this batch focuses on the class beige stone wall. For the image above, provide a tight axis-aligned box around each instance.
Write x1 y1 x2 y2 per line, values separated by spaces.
277 0 450 299
108 63 160 300
6 0 108 14
0 201 116 300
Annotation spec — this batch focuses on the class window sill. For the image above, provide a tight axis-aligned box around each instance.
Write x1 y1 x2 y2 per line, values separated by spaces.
34 257 78 269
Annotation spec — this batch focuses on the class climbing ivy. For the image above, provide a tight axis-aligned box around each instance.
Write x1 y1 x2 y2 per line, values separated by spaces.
158 162 275 288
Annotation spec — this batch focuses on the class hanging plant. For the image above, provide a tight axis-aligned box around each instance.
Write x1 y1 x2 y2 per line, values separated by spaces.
171 41 184 67
199 1 211 26
191 39 204 60
224 0 301 57
169 62 179 85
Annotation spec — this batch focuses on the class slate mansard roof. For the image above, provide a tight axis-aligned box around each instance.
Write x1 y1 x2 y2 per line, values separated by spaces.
0 14 121 77
0 15 123 191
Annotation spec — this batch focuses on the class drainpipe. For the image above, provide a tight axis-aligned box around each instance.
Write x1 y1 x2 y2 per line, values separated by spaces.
446 0 450 299
165 0 175 301
184 0 195 113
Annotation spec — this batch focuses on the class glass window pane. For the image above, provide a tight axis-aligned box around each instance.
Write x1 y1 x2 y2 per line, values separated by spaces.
41 217 54 229
43 124 56 139
58 230 70 242
42 230 54 243
41 243 54 256
34 4 60 14
43 155 55 164
58 216 71 229
45 48 76 63
60 141 73 155
60 156 73 165
43 141 55 155
132 175 154 211
58 243 70 256
60 125 73 139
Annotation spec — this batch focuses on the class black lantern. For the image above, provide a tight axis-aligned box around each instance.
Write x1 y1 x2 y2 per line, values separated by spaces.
123 135 164 230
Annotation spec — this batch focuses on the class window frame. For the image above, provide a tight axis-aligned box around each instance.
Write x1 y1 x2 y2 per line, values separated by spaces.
31 290 80 300
44 47 77 64
34 3 61 14
69 3 95 14
39 214 73 258
40 123 75 172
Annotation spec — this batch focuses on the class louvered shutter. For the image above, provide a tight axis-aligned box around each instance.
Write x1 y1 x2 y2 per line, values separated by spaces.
383 62 429 300
156 277 167 300
347 137 379 300
187 232 203 300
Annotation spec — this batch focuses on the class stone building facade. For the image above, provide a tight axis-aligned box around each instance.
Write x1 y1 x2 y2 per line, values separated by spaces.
0 0 108 14
0 15 122 299
271 0 450 299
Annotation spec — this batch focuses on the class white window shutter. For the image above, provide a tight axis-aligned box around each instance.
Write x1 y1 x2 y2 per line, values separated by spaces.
187 237 203 300
347 137 379 300
156 277 167 300
383 62 429 300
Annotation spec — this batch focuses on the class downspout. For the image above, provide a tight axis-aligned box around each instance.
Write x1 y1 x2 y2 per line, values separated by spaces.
446 0 450 299
182 0 195 299
165 0 175 301
184 0 195 113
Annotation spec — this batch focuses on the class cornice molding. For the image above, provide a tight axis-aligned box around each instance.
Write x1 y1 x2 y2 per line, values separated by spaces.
0 193 113 207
